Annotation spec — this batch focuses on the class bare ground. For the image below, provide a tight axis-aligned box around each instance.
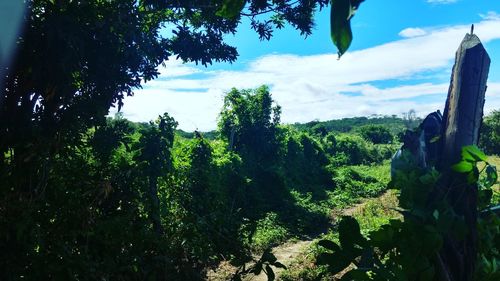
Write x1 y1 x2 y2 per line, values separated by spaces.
206 196 380 281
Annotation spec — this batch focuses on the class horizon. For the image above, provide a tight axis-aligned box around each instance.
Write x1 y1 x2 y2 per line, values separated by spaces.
110 1 500 131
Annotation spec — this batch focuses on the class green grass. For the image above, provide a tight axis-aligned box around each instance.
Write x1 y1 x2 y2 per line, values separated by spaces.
248 212 289 252
280 191 401 281
486 155 500 204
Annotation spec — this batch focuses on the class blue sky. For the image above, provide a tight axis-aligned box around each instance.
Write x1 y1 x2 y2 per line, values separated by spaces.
114 0 500 131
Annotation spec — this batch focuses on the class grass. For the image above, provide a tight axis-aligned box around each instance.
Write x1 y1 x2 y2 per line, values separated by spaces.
247 212 289 252
486 155 500 204
280 190 401 281
245 161 393 253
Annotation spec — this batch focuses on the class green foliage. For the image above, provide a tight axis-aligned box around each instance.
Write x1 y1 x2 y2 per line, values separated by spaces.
480 110 500 155
249 213 289 252
218 86 282 163
293 115 407 136
1 84 398 280
330 0 364 57
316 146 500 280
330 133 389 165
232 248 287 281
357 125 393 144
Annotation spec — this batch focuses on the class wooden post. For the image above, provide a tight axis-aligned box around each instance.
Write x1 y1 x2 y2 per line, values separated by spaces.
439 31 490 281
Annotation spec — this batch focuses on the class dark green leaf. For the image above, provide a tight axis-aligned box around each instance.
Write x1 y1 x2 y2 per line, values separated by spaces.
272 262 287 269
339 216 366 249
316 252 353 275
330 0 355 57
452 160 474 173
485 165 498 188
262 248 277 263
318 239 341 252
341 269 371 280
466 170 478 185
478 189 493 210
252 262 262 275
265 265 275 281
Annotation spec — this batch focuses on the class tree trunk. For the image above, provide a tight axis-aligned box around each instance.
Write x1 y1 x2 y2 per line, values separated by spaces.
438 32 490 281
149 175 164 235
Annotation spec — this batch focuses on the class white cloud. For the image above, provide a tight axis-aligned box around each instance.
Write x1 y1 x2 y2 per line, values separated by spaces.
426 0 458 4
113 16 500 131
156 59 201 78
399 27 427 38
480 11 500 21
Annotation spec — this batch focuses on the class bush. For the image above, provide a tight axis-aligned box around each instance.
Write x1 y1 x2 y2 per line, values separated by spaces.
479 110 500 155
357 125 393 144
332 134 372 165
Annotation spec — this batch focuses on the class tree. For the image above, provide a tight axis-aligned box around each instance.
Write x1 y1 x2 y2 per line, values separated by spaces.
479 110 500 155
0 0 339 197
402 109 418 129
135 113 178 234
357 124 393 144
218 86 282 163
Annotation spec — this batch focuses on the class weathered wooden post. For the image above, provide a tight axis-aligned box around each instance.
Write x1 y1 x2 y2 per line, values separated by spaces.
438 28 490 281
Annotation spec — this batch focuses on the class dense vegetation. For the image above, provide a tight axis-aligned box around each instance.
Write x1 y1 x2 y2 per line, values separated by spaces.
1 1 498 280
0 85 404 280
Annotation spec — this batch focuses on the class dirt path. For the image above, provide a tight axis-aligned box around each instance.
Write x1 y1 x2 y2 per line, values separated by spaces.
244 240 313 281
243 202 366 281
208 193 393 281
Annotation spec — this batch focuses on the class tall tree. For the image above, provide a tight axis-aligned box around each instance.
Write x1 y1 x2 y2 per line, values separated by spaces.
135 113 178 235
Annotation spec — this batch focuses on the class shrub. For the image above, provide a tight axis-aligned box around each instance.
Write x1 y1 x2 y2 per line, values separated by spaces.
357 125 393 144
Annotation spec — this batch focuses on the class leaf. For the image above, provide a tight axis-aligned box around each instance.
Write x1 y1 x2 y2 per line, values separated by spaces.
272 261 287 269
478 189 493 209
216 0 245 19
369 225 394 251
318 239 341 252
463 145 487 162
452 160 474 173
461 147 475 162
341 269 371 280
252 262 262 275
466 170 478 185
330 0 362 57
485 165 498 188
262 248 277 263
339 216 366 249
265 265 275 281
316 252 353 275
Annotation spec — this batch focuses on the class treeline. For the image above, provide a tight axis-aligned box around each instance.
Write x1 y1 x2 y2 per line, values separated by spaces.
1 85 498 280
1 86 401 280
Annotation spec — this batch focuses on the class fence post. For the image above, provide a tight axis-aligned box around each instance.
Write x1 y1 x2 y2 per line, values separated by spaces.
439 30 490 281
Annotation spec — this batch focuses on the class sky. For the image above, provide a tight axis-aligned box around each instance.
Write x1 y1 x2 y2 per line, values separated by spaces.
112 0 500 131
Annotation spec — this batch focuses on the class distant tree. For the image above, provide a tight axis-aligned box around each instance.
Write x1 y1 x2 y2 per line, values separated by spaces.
402 109 418 129
90 114 135 165
218 86 282 163
135 113 178 234
333 134 371 165
479 110 500 155
357 124 393 144
0 0 335 195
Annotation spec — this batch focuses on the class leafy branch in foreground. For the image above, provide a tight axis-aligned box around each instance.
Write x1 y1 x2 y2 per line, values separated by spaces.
232 248 287 281
316 146 499 280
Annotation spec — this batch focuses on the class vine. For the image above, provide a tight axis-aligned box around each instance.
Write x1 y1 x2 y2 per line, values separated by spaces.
316 146 499 280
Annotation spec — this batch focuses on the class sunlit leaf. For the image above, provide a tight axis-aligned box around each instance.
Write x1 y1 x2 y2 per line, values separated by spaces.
452 160 474 173
330 0 358 57
463 145 487 162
